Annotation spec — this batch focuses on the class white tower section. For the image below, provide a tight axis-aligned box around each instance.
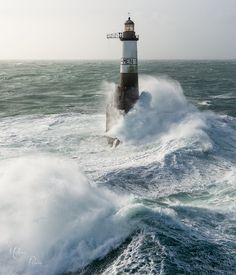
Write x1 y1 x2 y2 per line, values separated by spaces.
120 41 138 74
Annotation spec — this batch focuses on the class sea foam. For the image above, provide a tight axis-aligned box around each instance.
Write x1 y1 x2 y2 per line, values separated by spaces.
108 76 212 152
0 156 132 275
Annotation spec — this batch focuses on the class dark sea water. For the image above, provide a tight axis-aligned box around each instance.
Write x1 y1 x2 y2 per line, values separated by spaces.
0 61 235 275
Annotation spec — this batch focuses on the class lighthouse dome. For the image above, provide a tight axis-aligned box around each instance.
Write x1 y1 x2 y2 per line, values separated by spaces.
125 17 134 25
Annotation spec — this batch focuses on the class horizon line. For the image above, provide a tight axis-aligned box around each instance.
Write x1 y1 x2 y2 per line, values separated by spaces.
0 58 236 62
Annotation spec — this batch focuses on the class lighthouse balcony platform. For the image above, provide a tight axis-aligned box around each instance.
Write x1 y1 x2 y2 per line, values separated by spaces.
107 32 139 41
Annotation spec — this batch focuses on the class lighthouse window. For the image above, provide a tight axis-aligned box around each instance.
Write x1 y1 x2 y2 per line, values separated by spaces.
125 24 134 32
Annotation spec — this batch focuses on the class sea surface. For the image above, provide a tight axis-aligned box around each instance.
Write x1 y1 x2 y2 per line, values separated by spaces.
0 60 235 274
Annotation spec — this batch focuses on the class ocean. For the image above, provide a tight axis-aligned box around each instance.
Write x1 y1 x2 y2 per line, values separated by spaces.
0 60 235 274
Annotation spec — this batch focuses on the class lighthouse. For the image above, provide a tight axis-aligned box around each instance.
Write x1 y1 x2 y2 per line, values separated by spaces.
106 17 139 137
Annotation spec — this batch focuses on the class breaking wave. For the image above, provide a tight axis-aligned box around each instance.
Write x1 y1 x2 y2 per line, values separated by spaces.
108 76 212 153
0 156 136 275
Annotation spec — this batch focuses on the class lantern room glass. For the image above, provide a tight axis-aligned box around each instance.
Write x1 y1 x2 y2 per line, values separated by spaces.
125 23 134 32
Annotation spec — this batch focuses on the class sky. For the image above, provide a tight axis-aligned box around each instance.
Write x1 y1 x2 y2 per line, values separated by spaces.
0 0 236 60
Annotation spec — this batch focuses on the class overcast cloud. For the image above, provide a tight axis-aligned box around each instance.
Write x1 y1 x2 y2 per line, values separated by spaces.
0 0 235 59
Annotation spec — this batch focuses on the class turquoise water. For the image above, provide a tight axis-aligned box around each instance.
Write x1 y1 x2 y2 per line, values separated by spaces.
0 61 235 274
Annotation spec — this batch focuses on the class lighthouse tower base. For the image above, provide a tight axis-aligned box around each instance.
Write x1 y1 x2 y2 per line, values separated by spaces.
106 83 139 130
105 84 139 147
105 92 122 147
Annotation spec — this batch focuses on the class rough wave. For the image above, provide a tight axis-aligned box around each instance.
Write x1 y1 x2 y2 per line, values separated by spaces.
0 74 235 274
0 156 134 275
